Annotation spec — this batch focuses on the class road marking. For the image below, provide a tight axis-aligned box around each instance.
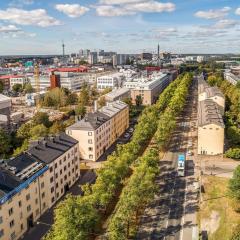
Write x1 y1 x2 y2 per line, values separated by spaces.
180 178 187 240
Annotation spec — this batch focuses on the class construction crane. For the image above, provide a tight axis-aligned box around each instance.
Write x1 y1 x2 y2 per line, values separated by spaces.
34 61 40 109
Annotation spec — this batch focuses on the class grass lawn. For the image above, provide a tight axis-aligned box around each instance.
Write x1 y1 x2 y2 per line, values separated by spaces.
199 176 240 240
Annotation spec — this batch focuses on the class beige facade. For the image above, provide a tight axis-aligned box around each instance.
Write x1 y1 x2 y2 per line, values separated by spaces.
124 73 170 105
67 101 129 161
198 123 224 155
0 133 80 240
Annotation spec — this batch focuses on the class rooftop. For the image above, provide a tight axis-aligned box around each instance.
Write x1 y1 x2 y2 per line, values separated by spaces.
198 99 224 127
105 88 130 99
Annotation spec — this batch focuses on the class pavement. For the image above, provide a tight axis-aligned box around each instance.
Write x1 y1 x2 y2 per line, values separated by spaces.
136 78 199 240
22 170 97 240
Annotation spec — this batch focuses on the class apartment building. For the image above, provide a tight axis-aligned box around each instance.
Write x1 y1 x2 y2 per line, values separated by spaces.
9 76 28 90
0 94 12 129
0 133 80 240
97 73 124 90
197 99 225 155
66 101 129 161
124 72 170 105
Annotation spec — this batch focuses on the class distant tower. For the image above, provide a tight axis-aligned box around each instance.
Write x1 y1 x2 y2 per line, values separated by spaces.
157 43 160 67
62 40 65 57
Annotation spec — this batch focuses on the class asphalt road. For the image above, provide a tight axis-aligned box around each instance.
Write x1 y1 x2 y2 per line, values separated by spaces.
136 78 199 240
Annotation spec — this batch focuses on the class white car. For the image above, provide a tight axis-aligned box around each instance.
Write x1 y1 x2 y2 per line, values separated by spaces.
187 150 193 156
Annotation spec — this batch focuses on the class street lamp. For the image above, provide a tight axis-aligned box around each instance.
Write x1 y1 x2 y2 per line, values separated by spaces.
36 221 51 227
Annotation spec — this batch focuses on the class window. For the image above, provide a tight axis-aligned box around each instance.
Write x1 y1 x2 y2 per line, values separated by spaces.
35 198 38 204
0 217 2 224
68 163 70 168
26 194 30 201
56 183 59 189
51 197 55 203
88 139 93 144
42 192 45 199
18 201 22 207
55 163 58 168
64 175 67 180
36 209 40 216
21 224 24 230
64 156 66 162
89 155 93 159
57 193 59 198
88 147 93 151
64 166 67 171
9 220 14 228
27 205 31 212
43 202 46 209
55 173 58 179
60 160 62 165
50 177 54 183
51 187 54 193
41 182 44 188
60 169 62 175
9 208 13 216
88 132 92 136
50 167 53 173
68 172 70 177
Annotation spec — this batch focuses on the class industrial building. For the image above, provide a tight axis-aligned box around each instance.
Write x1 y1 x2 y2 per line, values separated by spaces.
124 72 170 105
197 77 225 155
0 133 80 240
66 101 129 161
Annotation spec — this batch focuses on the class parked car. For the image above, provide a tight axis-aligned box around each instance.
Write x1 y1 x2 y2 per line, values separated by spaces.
187 150 193 156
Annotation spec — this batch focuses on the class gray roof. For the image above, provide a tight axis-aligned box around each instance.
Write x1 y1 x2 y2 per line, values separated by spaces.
198 77 209 94
67 111 110 131
28 133 78 164
198 99 225 127
205 86 225 98
0 169 22 198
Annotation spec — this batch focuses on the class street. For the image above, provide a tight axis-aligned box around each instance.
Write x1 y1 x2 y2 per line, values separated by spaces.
136 77 199 240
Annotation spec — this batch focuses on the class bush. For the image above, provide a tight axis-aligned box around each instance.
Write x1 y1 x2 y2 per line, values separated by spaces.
225 148 240 160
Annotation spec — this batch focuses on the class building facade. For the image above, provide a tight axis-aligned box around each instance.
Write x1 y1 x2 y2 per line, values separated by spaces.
66 101 129 161
97 73 124 90
0 133 80 240
104 88 131 102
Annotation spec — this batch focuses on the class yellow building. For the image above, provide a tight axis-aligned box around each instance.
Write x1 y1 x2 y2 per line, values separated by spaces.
66 101 129 161
0 133 80 240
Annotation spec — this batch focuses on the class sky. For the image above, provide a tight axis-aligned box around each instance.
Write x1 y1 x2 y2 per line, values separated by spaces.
0 0 240 55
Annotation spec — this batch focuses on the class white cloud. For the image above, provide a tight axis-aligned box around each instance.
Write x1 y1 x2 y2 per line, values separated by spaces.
0 24 21 33
236 8 240 15
99 0 146 4
96 1 175 16
96 5 135 16
214 19 238 29
0 8 61 27
55 4 89 18
195 7 231 19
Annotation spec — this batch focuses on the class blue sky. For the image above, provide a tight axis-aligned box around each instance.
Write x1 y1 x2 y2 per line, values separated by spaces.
0 0 240 55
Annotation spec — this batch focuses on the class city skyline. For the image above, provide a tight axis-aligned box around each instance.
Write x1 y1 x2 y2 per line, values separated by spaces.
0 0 240 55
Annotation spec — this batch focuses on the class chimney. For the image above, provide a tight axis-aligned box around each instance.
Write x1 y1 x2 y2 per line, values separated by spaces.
94 100 98 112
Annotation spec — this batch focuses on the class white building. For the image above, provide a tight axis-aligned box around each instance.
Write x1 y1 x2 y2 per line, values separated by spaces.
97 73 124 90
9 76 28 89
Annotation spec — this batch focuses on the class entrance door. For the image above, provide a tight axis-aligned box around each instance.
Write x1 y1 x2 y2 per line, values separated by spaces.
27 214 34 230
64 184 69 194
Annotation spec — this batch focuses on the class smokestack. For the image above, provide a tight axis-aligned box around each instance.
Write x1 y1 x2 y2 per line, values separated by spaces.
94 100 98 112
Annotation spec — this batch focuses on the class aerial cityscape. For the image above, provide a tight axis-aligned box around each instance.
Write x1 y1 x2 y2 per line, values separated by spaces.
0 0 240 240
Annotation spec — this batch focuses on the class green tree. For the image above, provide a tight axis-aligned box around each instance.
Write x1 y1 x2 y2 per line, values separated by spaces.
135 95 143 107
225 148 240 160
66 93 78 105
102 87 112 95
17 122 33 140
229 166 240 200
75 104 86 118
98 96 106 108
49 121 65 134
13 139 29 156
0 81 4 93
30 124 48 140
32 112 51 128
0 128 11 157
122 97 132 108
12 83 23 92
24 83 34 93
79 86 89 106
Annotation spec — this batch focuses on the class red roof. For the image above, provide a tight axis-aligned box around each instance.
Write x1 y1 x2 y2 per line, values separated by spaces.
0 75 25 79
48 66 88 73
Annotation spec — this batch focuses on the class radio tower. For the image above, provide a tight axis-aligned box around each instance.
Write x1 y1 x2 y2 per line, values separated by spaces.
62 40 65 58
157 43 160 67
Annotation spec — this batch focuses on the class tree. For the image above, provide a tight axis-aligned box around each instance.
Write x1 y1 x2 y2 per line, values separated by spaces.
236 81 240 89
229 166 240 200
98 96 106 108
32 112 51 128
24 83 34 93
122 97 132 108
13 139 29 156
102 87 112 95
75 104 86 119
49 121 65 134
30 124 48 140
0 128 11 157
225 148 240 160
0 81 4 93
12 83 23 92
66 93 78 105
79 86 89 106
135 95 143 107
17 122 33 140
